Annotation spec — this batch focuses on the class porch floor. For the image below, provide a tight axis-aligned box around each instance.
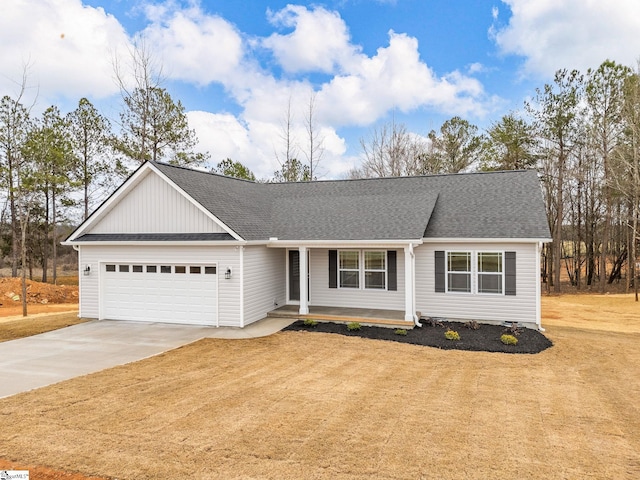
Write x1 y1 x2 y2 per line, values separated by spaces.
268 305 414 329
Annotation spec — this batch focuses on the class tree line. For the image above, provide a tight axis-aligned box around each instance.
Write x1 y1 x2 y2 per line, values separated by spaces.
200 60 640 298
1 56 638 305
349 60 639 298
0 46 207 314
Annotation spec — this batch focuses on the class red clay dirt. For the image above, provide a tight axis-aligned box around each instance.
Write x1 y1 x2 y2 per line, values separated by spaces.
0 278 78 317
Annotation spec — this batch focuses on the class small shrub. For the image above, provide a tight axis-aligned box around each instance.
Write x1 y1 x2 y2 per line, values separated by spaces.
444 329 460 341
503 322 521 336
303 318 318 327
394 329 408 336
501 334 518 345
425 317 445 328
347 322 361 331
464 320 480 330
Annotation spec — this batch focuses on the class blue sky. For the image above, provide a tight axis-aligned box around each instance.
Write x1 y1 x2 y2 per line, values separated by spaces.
3 0 640 179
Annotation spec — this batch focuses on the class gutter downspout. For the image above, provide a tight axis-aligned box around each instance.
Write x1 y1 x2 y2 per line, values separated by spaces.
536 241 545 332
410 243 422 327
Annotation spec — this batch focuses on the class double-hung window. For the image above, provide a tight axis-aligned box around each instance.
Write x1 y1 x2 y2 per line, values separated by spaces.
338 250 387 290
364 251 386 289
447 252 472 293
445 251 504 294
477 252 503 294
339 251 360 288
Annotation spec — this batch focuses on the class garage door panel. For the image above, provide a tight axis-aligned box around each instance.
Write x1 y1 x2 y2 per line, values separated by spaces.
102 263 217 325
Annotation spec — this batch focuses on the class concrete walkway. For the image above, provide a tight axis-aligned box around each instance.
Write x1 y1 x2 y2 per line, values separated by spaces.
0 317 295 399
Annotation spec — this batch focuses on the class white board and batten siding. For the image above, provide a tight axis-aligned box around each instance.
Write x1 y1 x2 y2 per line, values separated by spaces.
89 170 225 234
79 245 241 326
308 248 406 311
414 242 539 327
242 246 287 326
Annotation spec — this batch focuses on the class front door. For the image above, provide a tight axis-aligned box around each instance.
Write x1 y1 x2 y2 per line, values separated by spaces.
289 250 300 301
288 250 309 302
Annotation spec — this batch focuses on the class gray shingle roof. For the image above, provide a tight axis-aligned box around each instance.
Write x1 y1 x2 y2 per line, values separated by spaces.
152 162 550 242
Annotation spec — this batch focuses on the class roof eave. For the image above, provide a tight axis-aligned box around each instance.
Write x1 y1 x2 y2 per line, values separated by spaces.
266 238 424 248
63 240 247 247
420 237 553 244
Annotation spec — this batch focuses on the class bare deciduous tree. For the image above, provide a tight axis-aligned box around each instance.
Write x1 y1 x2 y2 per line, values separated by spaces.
303 92 324 180
586 60 632 293
613 66 640 300
357 119 426 178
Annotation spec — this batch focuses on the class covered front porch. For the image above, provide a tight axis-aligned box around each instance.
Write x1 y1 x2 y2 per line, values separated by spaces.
272 241 422 328
268 304 415 329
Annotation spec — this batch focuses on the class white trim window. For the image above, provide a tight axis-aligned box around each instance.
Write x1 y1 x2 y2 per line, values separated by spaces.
364 251 386 290
339 250 387 290
445 251 504 295
477 252 503 294
339 251 360 288
447 251 472 293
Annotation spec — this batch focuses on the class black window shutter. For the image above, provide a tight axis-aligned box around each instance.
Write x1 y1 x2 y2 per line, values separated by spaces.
387 250 397 291
329 250 338 288
435 250 445 293
505 251 516 296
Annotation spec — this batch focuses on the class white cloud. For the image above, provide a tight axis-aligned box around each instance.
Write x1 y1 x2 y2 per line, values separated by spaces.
494 0 640 77
0 1 497 179
188 6 495 177
467 62 486 74
188 111 253 163
262 5 359 73
0 0 129 103
188 109 351 180
316 31 490 126
140 4 243 85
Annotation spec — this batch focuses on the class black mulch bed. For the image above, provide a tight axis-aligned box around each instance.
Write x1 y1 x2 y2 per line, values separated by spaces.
284 320 553 354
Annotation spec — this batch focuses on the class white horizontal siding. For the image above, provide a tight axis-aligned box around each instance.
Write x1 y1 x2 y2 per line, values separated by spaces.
78 245 241 326
78 248 95 319
242 247 286 326
308 248 405 311
415 242 539 326
89 171 224 234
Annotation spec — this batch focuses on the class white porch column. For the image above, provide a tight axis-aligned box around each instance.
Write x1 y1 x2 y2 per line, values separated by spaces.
299 246 309 315
404 245 414 322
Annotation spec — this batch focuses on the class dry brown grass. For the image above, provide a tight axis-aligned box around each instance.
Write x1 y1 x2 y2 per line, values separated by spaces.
0 312 85 342
0 295 639 479
543 292 640 332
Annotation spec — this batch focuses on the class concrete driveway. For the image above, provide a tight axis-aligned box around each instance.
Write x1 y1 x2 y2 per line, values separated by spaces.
0 317 294 399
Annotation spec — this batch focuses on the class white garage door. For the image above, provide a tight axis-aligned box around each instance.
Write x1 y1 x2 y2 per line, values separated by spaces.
101 263 218 325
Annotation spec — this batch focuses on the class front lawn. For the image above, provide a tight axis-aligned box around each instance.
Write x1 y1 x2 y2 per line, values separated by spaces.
0 294 638 479
0 312 85 343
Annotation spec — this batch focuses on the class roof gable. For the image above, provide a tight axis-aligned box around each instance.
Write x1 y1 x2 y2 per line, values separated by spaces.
66 163 240 242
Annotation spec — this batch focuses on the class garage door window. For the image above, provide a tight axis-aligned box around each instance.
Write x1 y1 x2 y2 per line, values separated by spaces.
106 264 217 274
